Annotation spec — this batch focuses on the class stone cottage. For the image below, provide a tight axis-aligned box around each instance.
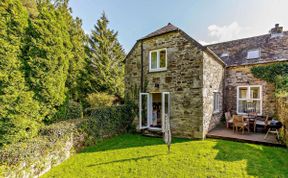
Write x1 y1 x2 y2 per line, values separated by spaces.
125 23 288 139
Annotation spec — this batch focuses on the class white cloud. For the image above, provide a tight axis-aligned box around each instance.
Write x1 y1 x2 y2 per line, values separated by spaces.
199 22 251 45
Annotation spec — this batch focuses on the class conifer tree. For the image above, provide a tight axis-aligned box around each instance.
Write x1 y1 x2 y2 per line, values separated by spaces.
23 0 72 122
0 0 41 145
87 13 125 97
20 0 38 17
67 17 87 101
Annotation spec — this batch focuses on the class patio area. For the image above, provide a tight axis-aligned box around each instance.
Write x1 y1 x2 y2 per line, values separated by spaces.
207 124 285 147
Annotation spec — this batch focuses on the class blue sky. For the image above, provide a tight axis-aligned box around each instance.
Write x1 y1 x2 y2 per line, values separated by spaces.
69 0 288 52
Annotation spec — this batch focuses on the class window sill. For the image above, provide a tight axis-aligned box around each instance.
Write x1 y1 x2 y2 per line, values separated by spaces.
213 111 221 115
149 68 167 73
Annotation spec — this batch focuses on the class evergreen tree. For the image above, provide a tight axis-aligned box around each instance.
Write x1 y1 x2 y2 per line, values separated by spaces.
23 0 72 122
67 17 87 101
20 0 38 17
87 13 125 97
0 0 41 145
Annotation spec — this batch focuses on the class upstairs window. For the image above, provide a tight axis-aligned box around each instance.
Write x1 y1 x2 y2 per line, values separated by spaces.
247 49 260 59
149 49 167 72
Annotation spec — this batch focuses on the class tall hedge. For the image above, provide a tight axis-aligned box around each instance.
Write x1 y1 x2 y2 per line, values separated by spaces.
82 105 135 144
23 0 72 122
0 0 42 145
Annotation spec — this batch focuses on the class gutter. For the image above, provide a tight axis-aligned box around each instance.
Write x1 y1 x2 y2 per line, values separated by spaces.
140 40 144 92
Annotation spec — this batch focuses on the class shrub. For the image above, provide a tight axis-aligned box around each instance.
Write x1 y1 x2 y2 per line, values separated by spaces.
251 63 288 96
275 75 288 97
86 92 115 108
81 105 135 145
0 120 84 167
49 100 83 124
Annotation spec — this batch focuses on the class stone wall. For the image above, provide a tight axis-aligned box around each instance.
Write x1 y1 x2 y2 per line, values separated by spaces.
125 31 204 138
224 64 276 116
202 52 225 136
276 97 288 147
0 120 85 178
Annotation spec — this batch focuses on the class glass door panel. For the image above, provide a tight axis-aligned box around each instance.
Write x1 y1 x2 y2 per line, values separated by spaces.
139 93 149 128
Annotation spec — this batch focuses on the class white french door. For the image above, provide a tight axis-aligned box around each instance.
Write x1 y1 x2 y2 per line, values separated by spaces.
139 93 149 129
139 92 170 130
162 92 170 132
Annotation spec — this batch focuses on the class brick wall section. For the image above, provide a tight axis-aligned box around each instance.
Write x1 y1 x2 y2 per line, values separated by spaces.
276 97 288 147
125 31 204 138
224 64 276 116
202 52 224 136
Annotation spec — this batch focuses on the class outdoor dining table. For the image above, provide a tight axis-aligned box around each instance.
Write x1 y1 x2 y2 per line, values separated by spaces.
242 115 256 132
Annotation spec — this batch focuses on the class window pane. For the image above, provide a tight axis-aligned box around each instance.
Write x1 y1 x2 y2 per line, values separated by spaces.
151 52 157 69
164 94 169 115
238 100 247 113
213 93 220 112
250 87 260 99
159 50 166 68
247 49 260 59
239 87 247 99
246 100 261 113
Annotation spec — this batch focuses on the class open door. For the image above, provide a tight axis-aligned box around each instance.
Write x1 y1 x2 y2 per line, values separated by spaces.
139 93 149 129
162 92 170 132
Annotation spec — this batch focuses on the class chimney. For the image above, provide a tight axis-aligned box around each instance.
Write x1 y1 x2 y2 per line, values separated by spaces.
270 24 283 38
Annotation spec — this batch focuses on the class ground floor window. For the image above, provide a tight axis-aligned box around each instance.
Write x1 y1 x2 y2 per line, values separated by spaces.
139 92 170 131
237 85 262 115
213 92 220 113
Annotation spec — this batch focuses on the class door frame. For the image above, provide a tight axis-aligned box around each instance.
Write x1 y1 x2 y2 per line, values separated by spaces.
139 92 170 131
139 93 149 129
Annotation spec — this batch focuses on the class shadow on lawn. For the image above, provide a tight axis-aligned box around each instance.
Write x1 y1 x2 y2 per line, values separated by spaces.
87 154 165 167
81 134 190 153
213 140 288 177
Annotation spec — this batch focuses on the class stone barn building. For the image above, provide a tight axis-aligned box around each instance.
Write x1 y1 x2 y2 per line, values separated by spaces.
125 23 288 139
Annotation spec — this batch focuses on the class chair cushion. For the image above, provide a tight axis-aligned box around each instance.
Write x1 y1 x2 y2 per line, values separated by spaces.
227 119 233 123
234 122 247 127
255 120 271 126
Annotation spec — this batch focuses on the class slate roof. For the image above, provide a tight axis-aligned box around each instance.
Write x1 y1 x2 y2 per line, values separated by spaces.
140 23 179 40
207 31 288 67
127 23 288 67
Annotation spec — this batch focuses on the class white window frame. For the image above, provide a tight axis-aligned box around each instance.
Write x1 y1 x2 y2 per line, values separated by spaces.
247 49 261 59
149 48 167 72
213 92 220 113
236 85 262 115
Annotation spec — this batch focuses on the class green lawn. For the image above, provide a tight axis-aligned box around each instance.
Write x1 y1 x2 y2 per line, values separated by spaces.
42 134 288 178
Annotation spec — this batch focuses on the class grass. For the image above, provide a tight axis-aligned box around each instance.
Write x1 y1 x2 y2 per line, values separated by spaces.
42 134 288 178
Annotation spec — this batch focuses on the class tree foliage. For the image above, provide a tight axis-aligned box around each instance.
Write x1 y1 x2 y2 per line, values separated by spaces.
251 63 288 96
23 0 72 122
87 13 125 98
0 0 41 145
0 1 126 145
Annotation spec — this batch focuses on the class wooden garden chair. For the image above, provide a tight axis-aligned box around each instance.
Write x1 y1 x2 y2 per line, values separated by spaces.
225 112 233 128
254 115 269 132
233 115 249 134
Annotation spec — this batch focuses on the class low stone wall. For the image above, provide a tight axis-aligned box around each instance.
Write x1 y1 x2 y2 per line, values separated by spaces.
276 96 288 147
0 120 85 178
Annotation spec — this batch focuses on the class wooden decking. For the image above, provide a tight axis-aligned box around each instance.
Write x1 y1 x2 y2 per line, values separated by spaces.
207 124 285 147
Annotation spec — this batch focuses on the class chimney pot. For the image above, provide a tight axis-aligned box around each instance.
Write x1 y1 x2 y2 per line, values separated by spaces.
270 23 283 38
